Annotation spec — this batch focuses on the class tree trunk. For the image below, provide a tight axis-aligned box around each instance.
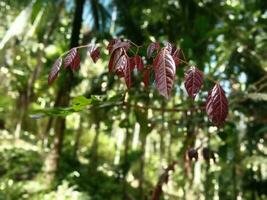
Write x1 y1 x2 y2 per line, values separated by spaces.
43 0 85 184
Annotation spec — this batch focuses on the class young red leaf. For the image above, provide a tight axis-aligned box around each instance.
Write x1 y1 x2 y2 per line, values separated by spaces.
128 57 135 71
129 55 144 71
64 48 77 69
107 39 120 54
134 55 144 71
114 54 128 77
184 66 203 99
163 41 172 53
147 42 160 58
206 83 228 126
88 46 100 63
70 52 80 71
108 48 124 74
110 41 130 55
48 57 62 85
153 48 176 99
123 57 132 88
143 67 150 87
172 48 180 66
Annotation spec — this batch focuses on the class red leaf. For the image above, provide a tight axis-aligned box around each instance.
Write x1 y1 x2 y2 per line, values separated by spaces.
134 55 144 71
107 39 120 54
206 83 228 126
153 48 176 99
108 47 133 88
48 57 62 85
129 55 144 71
71 52 80 71
184 66 203 99
123 57 132 88
115 54 128 77
64 48 77 69
143 67 150 87
88 46 100 63
147 42 160 58
128 57 135 71
110 41 130 55
108 48 124 74
172 48 180 66
163 41 172 52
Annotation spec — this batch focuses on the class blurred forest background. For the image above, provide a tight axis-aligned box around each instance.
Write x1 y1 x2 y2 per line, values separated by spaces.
0 0 267 199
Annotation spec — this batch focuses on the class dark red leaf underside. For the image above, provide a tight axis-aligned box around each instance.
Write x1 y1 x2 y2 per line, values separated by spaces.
172 48 180 66
88 46 100 63
143 68 150 87
107 39 120 54
110 41 130 55
163 41 172 53
147 42 160 58
108 48 124 75
134 55 144 71
64 48 77 69
48 57 62 85
115 54 128 78
153 48 176 99
71 53 80 71
184 66 203 99
129 55 144 71
206 83 228 126
129 57 135 71
123 58 132 88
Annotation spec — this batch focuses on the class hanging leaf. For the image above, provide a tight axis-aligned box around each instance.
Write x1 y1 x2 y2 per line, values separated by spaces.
206 83 228 126
110 40 130 55
184 66 203 99
70 52 80 71
108 48 124 75
129 56 136 71
48 57 62 85
123 57 132 88
107 38 121 54
88 46 100 63
64 48 77 69
143 67 150 87
115 54 128 77
171 48 180 66
153 48 176 99
163 41 172 52
129 55 144 71
147 42 160 58
134 55 144 71
108 47 133 87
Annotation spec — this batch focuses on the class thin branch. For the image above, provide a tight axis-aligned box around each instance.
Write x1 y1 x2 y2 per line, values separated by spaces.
150 161 177 200
129 40 143 48
122 101 204 113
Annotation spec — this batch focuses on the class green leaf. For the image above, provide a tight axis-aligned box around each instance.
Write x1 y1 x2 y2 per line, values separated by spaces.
30 94 123 118
71 96 92 111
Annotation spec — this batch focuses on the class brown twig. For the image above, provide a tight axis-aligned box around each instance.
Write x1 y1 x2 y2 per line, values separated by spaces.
150 161 177 200
122 101 204 113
